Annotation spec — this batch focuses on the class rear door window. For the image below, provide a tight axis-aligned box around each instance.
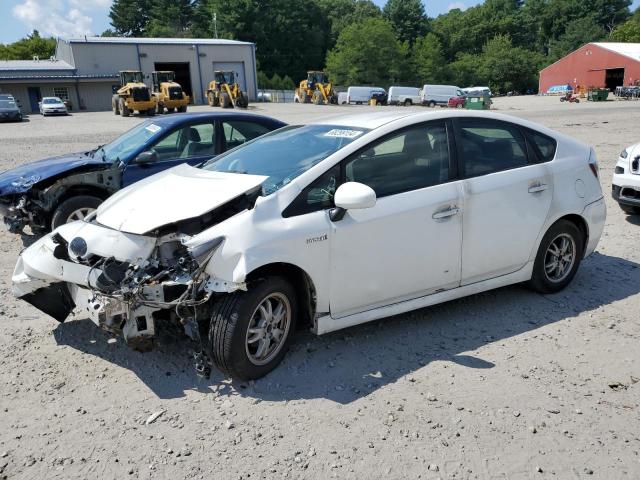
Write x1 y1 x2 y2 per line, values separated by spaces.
457 119 528 177
222 120 272 150
525 130 557 162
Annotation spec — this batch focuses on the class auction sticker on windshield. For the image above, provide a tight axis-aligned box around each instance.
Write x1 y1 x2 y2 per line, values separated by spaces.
145 124 162 134
324 129 363 138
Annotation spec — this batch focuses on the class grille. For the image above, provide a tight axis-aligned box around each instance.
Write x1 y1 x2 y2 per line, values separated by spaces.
168 87 183 100
132 88 150 102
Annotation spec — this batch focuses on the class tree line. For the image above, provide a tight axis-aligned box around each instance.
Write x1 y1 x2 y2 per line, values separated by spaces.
2 0 638 93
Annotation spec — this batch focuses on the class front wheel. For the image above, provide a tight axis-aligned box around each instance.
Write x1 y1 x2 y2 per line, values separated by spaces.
208 276 297 380
428 100 436 107
51 195 103 230
528 219 584 294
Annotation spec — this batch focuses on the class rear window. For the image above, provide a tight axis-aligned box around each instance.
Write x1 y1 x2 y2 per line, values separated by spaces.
526 130 557 162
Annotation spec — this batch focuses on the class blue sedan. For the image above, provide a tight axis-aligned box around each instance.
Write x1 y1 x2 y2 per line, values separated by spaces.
0 112 285 234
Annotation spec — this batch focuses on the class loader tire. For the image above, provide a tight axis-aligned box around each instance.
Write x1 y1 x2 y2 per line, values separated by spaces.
156 102 164 114
236 93 248 108
208 92 216 107
112 95 120 115
221 92 232 108
300 91 309 104
312 91 323 105
178 105 187 113
119 98 130 117
147 108 155 116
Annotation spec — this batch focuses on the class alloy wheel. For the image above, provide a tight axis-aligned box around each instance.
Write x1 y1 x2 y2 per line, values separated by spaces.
543 233 576 283
245 292 292 366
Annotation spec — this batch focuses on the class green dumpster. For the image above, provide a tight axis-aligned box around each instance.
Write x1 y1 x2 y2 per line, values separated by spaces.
465 94 491 110
587 88 609 102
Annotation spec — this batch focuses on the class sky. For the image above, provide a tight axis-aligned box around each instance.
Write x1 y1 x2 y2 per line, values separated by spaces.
0 0 639 44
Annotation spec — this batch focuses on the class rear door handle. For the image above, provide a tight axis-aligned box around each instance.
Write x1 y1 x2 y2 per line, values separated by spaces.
432 207 460 220
528 183 548 193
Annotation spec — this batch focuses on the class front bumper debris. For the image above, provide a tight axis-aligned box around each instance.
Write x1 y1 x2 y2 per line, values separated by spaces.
11 220 227 373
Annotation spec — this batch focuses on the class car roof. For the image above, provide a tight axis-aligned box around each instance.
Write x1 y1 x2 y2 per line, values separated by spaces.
312 111 417 129
144 111 286 128
309 110 560 138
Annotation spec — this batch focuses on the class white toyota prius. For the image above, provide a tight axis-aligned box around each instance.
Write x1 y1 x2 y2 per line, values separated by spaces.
12 111 606 379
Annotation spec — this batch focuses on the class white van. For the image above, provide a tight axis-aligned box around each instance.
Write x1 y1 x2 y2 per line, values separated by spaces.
463 86 492 97
346 86 385 105
387 86 422 106
421 85 464 106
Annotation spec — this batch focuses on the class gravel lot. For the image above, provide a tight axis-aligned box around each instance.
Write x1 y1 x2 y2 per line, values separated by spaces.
0 97 639 480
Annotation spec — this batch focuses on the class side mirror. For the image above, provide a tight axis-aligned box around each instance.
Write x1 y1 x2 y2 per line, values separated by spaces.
330 182 376 221
134 150 158 164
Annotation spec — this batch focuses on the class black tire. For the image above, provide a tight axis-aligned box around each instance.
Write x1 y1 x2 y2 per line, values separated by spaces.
209 276 297 380
156 102 164 114
207 92 216 107
312 91 323 105
119 99 130 117
528 219 584 294
404 99 412 106
429 100 436 107
178 105 187 113
112 96 120 115
300 91 309 104
147 108 155 116
619 203 640 215
221 92 232 108
51 195 103 230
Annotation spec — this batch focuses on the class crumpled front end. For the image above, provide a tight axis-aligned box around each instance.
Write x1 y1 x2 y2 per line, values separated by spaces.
12 220 224 362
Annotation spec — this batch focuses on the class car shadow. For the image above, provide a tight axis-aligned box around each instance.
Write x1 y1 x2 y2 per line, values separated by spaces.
625 213 640 226
52 252 640 402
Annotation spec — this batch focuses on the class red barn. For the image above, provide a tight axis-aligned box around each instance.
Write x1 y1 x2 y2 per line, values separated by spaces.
539 42 640 93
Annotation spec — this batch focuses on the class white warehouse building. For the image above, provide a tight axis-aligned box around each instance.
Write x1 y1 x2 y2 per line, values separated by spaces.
0 36 258 114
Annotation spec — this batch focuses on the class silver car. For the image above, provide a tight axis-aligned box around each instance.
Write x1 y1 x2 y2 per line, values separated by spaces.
39 97 68 116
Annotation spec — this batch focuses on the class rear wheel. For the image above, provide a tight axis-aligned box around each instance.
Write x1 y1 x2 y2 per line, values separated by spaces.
177 105 187 113
428 100 436 107
119 99 130 117
207 92 216 107
312 90 323 105
208 276 297 380
456 103 463 108
404 99 412 106
528 219 584 294
112 95 120 115
156 102 164 114
147 108 155 116
51 195 103 230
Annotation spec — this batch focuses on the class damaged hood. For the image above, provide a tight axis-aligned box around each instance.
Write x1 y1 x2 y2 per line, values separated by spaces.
0 152 105 195
97 163 267 235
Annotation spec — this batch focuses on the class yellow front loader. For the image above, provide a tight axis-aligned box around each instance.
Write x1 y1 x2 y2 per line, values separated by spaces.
205 71 248 108
151 71 189 114
295 71 337 105
111 70 156 117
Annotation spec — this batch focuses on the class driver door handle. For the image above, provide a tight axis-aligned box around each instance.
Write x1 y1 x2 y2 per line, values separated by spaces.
528 183 548 193
432 206 460 220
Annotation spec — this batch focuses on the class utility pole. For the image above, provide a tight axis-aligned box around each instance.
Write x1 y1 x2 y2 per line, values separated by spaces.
212 12 218 39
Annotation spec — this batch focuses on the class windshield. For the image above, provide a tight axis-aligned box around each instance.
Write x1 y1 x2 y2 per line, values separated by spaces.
122 71 143 83
101 121 163 163
308 72 327 84
0 100 16 108
216 71 234 84
43 98 62 104
201 124 368 195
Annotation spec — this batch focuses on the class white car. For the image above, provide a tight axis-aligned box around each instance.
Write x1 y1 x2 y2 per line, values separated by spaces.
612 143 640 214
39 97 68 116
12 111 606 380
